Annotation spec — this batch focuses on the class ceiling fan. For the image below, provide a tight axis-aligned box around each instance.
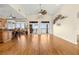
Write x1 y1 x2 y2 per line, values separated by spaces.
38 4 47 15
7 14 16 19
53 14 67 24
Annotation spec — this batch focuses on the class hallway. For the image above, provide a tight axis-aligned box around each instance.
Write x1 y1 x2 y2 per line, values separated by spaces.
0 34 77 55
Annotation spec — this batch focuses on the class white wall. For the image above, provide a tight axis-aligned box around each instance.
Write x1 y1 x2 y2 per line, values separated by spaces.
53 5 79 44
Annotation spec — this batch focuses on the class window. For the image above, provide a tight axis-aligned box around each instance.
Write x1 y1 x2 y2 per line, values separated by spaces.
15 22 25 29
7 22 15 29
40 22 49 34
32 23 38 34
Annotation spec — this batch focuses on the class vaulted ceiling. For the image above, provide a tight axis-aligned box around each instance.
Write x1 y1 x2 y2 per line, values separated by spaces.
0 4 23 18
0 4 63 18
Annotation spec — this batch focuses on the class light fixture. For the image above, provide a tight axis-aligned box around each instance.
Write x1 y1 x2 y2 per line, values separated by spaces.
53 14 67 25
8 14 16 19
38 4 47 15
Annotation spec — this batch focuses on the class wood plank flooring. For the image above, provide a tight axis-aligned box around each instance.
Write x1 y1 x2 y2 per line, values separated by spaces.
0 34 77 55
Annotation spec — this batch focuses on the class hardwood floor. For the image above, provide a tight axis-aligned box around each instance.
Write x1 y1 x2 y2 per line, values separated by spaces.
0 34 77 55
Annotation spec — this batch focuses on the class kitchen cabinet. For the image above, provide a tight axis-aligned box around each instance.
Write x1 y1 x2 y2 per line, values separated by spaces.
0 18 7 43
0 29 3 43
